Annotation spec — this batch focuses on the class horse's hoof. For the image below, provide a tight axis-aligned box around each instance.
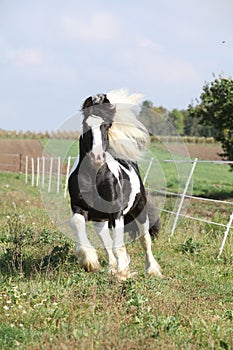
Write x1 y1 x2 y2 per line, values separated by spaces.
116 267 132 280
76 247 100 272
83 261 100 273
108 264 117 275
147 267 163 277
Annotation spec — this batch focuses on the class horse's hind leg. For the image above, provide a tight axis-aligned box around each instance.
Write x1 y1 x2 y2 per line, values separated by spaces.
112 217 131 280
138 218 162 277
93 221 117 274
71 213 100 272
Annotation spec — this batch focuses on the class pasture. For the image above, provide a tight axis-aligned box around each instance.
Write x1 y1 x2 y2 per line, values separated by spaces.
0 168 232 349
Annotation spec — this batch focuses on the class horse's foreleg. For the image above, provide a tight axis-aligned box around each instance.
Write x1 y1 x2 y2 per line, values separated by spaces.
112 217 131 280
138 218 162 277
71 213 100 272
93 221 117 274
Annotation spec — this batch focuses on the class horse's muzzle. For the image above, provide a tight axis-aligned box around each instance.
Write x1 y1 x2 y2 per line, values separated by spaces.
89 151 106 167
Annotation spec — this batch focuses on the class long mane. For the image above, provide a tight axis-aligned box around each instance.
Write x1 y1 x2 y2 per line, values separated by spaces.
107 89 149 161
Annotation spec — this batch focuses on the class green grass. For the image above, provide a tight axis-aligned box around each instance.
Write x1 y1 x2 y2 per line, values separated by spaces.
0 172 232 349
147 143 233 199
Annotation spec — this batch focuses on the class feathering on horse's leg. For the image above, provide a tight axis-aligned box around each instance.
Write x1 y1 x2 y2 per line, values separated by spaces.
112 217 131 280
138 217 162 277
71 213 100 272
93 221 117 274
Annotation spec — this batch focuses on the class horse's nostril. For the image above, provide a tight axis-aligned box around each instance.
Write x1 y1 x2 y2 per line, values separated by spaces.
89 151 105 166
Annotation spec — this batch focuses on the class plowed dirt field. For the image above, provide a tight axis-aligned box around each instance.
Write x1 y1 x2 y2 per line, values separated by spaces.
0 140 43 172
0 139 223 172
170 143 223 160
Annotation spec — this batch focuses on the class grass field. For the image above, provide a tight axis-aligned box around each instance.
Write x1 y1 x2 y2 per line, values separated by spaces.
149 143 233 200
0 171 232 350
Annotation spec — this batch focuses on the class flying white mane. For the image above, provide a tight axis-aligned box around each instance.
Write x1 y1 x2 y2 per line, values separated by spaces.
107 89 149 161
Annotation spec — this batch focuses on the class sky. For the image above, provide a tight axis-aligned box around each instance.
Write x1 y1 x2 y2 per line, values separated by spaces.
0 0 233 132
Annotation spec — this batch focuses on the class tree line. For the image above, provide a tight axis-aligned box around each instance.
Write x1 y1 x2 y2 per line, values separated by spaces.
0 129 80 140
140 101 215 137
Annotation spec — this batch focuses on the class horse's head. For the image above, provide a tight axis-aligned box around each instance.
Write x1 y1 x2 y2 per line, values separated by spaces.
81 94 115 167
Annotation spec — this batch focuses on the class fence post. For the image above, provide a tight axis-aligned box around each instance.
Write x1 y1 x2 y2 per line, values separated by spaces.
36 157 40 187
57 156 61 194
171 158 198 237
217 211 233 259
64 156 71 198
143 157 154 185
31 158 35 187
25 156 28 184
48 157 53 193
19 153 22 173
42 156 45 189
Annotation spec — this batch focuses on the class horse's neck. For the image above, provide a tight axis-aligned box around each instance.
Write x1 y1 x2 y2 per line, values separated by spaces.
79 134 88 159
105 152 115 162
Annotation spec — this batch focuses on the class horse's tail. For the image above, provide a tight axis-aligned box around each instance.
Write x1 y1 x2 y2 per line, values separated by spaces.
147 201 161 239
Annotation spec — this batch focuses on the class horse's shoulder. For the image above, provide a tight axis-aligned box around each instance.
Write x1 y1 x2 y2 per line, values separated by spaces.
117 158 140 174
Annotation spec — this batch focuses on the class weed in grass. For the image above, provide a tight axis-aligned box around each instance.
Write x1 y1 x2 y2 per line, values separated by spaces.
219 339 230 350
41 244 71 269
224 309 233 321
0 214 35 274
36 227 61 245
0 212 75 277
178 237 202 255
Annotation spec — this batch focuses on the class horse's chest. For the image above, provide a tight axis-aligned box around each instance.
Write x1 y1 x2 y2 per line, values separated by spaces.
96 161 141 214
75 159 141 215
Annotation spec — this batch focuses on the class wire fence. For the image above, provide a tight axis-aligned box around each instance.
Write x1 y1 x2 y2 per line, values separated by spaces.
0 153 25 172
0 154 232 258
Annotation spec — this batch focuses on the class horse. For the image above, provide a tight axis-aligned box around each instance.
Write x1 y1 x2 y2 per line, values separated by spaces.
68 91 162 279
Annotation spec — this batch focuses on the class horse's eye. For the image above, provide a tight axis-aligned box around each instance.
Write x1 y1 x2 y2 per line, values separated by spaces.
102 123 109 130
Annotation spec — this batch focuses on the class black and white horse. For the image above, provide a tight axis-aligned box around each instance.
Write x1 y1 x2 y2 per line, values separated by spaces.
68 91 162 279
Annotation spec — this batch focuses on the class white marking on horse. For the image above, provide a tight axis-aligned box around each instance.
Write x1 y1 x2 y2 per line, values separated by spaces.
105 153 121 183
121 165 140 215
71 213 88 244
71 213 100 272
93 221 117 273
85 114 103 129
86 115 104 159
139 229 162 277
112 217 131 279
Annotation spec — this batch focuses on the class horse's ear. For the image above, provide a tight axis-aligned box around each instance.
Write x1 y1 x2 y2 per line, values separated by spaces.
82 96 93 110
103 95 111 104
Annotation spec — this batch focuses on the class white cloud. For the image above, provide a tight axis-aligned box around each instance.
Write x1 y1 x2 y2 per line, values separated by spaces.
61 12 120 43
7 48 44 66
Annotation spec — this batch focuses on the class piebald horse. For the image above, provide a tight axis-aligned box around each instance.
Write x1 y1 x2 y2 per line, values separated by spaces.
68 91 162 279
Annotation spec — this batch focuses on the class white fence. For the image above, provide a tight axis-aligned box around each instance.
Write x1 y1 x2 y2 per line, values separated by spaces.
24 155 233 258
25 155 65 193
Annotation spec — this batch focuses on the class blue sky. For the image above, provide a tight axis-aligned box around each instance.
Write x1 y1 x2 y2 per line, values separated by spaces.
0 0 232 131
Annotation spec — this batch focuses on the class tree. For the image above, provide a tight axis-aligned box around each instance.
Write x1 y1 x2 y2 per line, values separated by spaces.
184 112 216 137
140 101 179 136
188 76 233 167
139 100 168 135
168 109 184 135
